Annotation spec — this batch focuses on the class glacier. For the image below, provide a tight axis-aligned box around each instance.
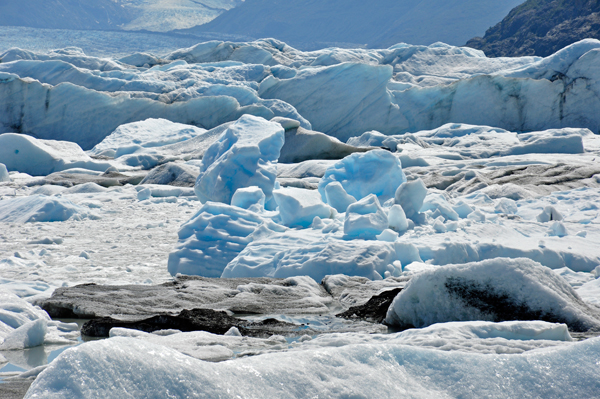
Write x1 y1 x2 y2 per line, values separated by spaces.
2 39 600 148
1 37 600 398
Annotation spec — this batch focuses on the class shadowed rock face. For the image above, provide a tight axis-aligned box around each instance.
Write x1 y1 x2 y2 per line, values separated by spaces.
80 308 298 338
466 0 600 57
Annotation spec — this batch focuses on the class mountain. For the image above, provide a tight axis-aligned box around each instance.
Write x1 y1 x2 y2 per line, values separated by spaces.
180 0 525 49
0 0 242 33
119 0 244 32
0 0 132 30
466 0 600 57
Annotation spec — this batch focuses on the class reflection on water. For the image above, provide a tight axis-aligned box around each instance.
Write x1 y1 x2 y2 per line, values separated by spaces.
0 343 79 383
0 318 103 382
1 345 48 371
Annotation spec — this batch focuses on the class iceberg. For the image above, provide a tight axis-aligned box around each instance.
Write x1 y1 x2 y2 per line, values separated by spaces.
385 258 600 331
0 293 77 350
167 201 285 277
394 178 428 222
139 162 199 187
387 204 409 233
318 149 406 204
278 124 371 163
0 162 10 182
0 195 97 223
273 187 333 228
222 228 402 281
0 319 47 350
194 115 284 209
231 186 266 210
0 133 112 176
89 118 208 158
324 181 357 213
344 194 389 239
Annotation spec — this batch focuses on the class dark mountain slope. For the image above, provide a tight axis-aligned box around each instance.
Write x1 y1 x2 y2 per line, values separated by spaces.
183 0 524 49
0 0 132 30
466 0 600 57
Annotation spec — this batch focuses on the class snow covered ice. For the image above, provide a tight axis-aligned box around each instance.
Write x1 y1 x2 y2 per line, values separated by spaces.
23 334 600 399
385 258 600 331
1 36 600 397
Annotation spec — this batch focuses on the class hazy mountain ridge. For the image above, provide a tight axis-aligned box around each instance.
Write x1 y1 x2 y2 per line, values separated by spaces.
0 0 132 31
120 0 243 32
0 0 242 32
466 0 600 57
180 0 525 50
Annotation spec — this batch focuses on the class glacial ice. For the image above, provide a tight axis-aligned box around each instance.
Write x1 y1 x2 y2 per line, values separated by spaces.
578 279 600 307
323 181 357 213
0 47 126 71
420 192 460 222
2 39 599 151
0 133 112 176
258 40 600 140
0 163 9 182
344 194 389 239
537 206 564 223
101 320 573 363
194 115 284 208
0 319 48 350
296 320 574 355
385 258 600 331
0 195 96 223
231 186 266 210
0 69 306 150
273 186 333 228
353 124 591 160
25 335 600 398
139 162 199 186
318 149 406 204
394 178 428 222
222 231 403 282
89 118 208 158
278 125 370 163
0 293 78 350
167 201 285 277
387 204 409 233
1 37 600 395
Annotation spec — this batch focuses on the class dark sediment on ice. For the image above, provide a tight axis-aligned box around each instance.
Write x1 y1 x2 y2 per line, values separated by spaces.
337 288 403 324
41 275 410 337
80 308 299 338
0 379 32 399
